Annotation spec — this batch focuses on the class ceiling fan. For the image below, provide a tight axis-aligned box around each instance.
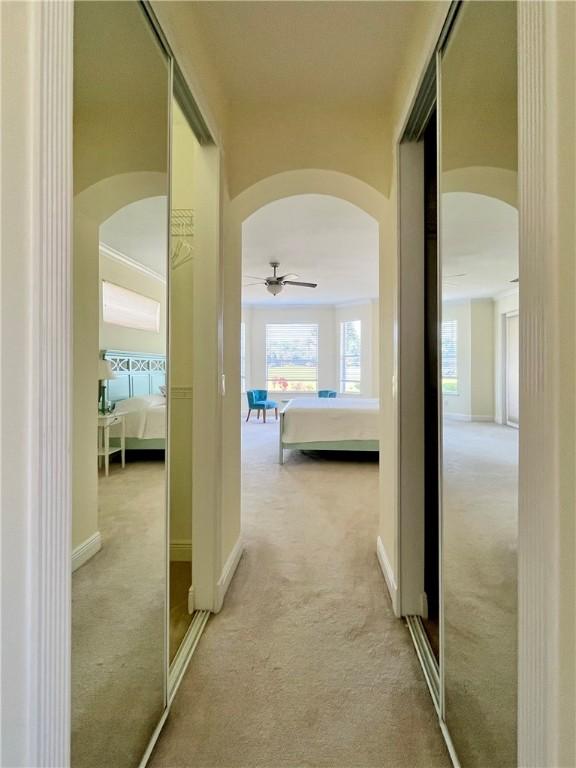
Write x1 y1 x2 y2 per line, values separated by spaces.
244 261 318 296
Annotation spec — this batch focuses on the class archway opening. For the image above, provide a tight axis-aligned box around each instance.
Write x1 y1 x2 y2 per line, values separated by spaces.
239 190 381 587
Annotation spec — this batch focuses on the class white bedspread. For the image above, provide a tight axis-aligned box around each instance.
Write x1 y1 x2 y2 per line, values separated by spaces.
281 397 380 444
113 395 166 439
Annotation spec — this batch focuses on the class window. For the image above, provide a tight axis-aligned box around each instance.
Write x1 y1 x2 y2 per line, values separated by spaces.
102 281 160 332
266 323 318 393
441 319 458 394
340 320 361 394
240 322 246 393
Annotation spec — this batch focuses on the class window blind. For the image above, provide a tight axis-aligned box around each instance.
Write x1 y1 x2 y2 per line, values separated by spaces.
340 320 361 394
441 319 458 394
265 323 319 393
102 281 160 333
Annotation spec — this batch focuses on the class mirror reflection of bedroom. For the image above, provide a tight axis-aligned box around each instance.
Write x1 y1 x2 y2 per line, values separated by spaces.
241 195 380 604
71 4 201 765
71 5 169 765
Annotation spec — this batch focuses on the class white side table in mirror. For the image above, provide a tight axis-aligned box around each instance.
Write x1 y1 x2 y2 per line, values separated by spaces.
97 412 125 476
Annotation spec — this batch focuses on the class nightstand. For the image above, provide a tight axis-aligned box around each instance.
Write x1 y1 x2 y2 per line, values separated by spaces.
97 413 125 477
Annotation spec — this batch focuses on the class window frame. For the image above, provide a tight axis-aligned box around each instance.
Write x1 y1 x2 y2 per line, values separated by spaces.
441 318 458 395
339 319 362 395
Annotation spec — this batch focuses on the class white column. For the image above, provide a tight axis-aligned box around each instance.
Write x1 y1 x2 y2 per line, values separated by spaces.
518 1 576 765
1 1 73 765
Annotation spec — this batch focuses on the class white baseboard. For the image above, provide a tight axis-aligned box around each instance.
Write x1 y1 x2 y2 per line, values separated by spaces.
170 540 192 562
215 535 243 612
443 412 471 422
72 531 102 572
376 536 400 616
444 412 495 423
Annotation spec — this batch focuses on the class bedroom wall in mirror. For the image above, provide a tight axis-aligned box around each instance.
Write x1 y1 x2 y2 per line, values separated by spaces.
440 2 518 766
72 2 169 766
168 99 199 663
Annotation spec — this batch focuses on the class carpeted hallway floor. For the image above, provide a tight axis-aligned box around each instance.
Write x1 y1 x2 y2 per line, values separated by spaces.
149 417 449 768
72 458 166 768
442 420 518 767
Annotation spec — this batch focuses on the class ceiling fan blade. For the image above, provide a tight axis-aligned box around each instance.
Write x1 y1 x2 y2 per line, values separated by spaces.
278 273 299 281
243 275 266 282
283 280 317 288
243 282 266 287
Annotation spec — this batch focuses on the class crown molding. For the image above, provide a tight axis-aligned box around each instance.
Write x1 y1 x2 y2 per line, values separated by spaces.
99 241 166 283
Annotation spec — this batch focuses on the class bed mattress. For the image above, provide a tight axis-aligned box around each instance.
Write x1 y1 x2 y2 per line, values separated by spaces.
281 397 380 444
112 395 166 439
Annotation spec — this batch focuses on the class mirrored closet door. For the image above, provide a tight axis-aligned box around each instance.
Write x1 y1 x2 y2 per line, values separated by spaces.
72 2 170 766
439 2 518 765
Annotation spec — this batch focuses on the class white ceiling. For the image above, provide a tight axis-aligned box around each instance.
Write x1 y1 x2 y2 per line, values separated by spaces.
100 197 167 277
442 193 518 302
242 195 379 306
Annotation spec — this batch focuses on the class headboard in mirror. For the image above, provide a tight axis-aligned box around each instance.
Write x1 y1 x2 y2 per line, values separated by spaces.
102 349 166 403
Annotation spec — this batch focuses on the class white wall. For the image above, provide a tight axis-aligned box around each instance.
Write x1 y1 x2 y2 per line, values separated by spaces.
241 299 379 406
493 289 519 424
442 298 495 422
470 299 495 420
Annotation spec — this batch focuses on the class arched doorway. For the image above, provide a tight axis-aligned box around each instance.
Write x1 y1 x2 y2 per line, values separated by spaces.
221 170 395 584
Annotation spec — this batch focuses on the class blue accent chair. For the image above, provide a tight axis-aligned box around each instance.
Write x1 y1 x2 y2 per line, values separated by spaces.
246 389 279 423
318 390 337 398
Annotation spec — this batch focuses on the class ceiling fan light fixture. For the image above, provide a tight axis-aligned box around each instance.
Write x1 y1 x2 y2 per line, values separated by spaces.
267 283 283 296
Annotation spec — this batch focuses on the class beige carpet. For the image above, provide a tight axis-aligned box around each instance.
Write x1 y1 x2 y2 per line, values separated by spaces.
150 418 449 768
72 458 167 768
442 420 518 767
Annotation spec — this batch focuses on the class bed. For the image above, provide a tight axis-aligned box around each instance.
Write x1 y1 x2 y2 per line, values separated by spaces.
104 349 166 450
278 397 380 464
